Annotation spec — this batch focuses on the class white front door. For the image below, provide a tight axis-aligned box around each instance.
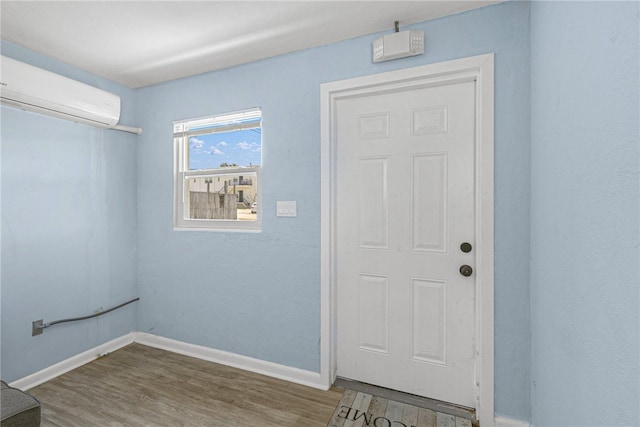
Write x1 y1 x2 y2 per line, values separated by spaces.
335 79 477 407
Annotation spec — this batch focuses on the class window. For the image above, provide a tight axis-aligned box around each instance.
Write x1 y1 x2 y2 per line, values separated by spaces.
173 108 261 231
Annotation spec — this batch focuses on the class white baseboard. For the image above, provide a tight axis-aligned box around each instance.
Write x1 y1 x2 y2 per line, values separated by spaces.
9 332 136 391
10 332 326 393
133 332 327 390
495 415 530 427
13 332 523 426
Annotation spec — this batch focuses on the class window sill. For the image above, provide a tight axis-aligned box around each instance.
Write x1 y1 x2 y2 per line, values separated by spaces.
173 226 262 233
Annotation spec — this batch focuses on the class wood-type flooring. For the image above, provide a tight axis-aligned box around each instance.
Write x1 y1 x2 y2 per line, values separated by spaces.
28 343 343 426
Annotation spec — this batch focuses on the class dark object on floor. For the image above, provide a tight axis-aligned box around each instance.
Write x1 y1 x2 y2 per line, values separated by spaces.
1 380 41 427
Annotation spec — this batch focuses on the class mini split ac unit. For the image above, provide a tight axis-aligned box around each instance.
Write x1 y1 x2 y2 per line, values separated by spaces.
0 55 141 134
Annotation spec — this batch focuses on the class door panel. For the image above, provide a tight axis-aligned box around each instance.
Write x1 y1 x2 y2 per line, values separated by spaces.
412 153 448 252
411 278 446 364
358 157 389 249
357 273 389 354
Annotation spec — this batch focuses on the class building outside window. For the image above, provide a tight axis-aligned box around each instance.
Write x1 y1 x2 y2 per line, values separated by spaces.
173 108 262 231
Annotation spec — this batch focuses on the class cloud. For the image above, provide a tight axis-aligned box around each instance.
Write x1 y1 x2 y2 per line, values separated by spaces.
209 147 224 155
236 141 260 151
218 141 228 147
190 137 204 149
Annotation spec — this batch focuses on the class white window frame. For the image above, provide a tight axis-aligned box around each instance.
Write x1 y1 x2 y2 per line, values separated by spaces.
173 109 262 232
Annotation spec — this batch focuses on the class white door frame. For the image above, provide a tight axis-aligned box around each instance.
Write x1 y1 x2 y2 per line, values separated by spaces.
320 54 494 426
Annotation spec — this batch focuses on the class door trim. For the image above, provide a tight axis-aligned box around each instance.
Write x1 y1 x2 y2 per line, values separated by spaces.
320 54 494 425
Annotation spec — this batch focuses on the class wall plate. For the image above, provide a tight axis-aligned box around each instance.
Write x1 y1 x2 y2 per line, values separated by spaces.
32 319 43 336
277 201 297 217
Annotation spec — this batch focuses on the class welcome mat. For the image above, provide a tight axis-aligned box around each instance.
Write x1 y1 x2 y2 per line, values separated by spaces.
327 389 474 427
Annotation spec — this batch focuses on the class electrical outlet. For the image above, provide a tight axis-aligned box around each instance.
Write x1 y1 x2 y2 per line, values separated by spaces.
32 319 43 336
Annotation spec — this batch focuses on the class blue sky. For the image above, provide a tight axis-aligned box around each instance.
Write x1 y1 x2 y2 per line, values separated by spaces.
189 128 261 170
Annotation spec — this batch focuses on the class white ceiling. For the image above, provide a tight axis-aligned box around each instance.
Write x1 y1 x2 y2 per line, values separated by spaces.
1 1 499 88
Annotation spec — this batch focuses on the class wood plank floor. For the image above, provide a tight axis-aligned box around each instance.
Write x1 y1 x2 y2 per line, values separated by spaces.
28 344 343 426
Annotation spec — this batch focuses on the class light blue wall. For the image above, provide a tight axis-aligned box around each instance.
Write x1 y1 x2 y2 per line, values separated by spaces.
135 1 531 421
530 2 639 426
4 2 639 425
0 41 138 382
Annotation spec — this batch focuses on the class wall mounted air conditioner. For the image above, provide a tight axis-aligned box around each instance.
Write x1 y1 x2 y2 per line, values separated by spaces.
0 55 141 134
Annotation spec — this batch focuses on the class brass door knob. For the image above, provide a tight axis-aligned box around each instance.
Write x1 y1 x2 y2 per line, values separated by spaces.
460 265 473 277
